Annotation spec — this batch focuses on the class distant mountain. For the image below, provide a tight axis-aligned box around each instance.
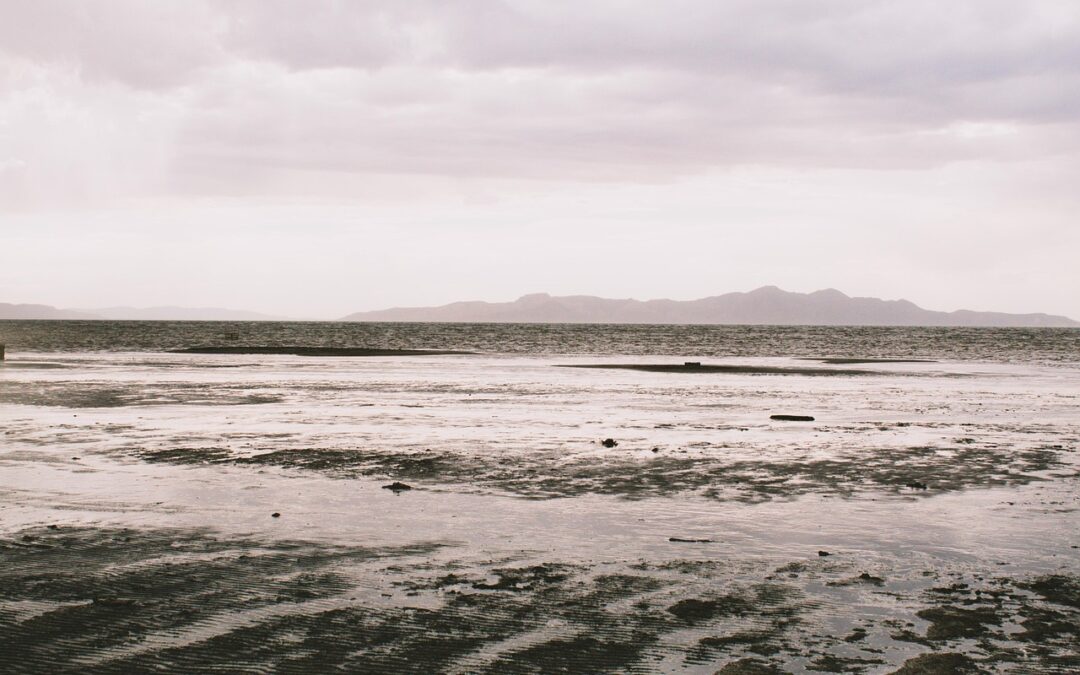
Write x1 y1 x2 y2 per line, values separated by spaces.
341 287 1079 327
0 303 101 320
86 306 288 321
0 303 286 321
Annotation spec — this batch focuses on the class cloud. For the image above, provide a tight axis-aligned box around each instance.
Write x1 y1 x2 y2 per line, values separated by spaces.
0 1 226 88
1 0 1079 207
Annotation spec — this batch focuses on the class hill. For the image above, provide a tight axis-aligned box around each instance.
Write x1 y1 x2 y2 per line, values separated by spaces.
341 287 1079 327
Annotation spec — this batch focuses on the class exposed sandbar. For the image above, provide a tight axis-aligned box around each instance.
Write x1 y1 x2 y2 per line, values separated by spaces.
805 358 939 365
557 363 880 376
171 346 475 356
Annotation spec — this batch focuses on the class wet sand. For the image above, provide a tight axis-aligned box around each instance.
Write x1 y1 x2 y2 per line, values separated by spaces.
557 363 886 376
171 347 475 357
806 359 939 366
1 351 1078 672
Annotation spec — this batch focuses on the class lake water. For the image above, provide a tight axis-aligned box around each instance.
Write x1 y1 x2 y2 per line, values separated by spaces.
1 322 1078 673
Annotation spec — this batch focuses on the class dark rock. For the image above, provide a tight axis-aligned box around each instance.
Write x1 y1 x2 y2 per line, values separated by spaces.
906 481 929 490
770 414 815 422
383 481 414 492
601 438 618 448
858 572 885 585
271 512 281 518
818 550 831 557
651 447 660 452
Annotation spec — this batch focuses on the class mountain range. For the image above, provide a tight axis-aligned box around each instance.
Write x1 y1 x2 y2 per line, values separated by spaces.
2 288 1077 326
340 287 1079 327
0 303 101 320
0 304 285 321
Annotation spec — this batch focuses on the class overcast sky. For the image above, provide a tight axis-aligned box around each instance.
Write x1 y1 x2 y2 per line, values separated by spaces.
2 1 1078 319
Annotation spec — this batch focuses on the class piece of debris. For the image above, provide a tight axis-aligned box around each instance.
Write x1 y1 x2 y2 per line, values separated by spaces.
906 481 929 490
669 537 713 543
818 550 831 557
383 481 413 492
601 438 618 448
770 414 815 422
651 447 660 453
684 361 701 367
271 512 281 518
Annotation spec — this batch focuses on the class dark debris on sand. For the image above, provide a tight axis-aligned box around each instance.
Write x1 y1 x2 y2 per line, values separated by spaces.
559 363 884 376
171 346 475 356
130 437 1073 504
889 652 980 674
1 525 1078 673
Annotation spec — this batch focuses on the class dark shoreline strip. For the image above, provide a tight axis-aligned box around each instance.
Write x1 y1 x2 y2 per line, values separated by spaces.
557 364 880 376
171 347 475 356
801 357 939 365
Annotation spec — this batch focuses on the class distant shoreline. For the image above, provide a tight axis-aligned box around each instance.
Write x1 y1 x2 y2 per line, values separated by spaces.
4 287 1077 326
3 318 1079 329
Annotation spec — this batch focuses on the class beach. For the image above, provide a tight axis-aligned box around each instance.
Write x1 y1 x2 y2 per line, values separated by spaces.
1 322 1078 673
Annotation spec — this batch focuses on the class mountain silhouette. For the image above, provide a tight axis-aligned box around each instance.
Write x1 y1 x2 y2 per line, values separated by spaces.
0 304 285 321
341 287 1078 326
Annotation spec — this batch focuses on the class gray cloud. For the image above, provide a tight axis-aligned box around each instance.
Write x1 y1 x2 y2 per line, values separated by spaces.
0 1 225 88
1 1 1078 318
2 0 1078 204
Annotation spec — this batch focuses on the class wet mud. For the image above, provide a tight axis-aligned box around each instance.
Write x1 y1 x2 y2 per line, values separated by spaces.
2 526 1076 673
171 347 475 357
130 436 1076 502
559 363 888 376
808 359 939 365
0 381 284 408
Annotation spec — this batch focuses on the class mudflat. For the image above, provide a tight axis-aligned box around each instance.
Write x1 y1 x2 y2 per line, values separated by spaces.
1 332 1077 672
171 346 475 356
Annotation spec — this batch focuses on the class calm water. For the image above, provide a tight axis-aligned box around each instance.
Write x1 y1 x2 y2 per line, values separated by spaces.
2 320 1080 363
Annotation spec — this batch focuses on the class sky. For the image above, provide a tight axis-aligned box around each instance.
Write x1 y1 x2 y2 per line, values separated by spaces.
1 0 1079 319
